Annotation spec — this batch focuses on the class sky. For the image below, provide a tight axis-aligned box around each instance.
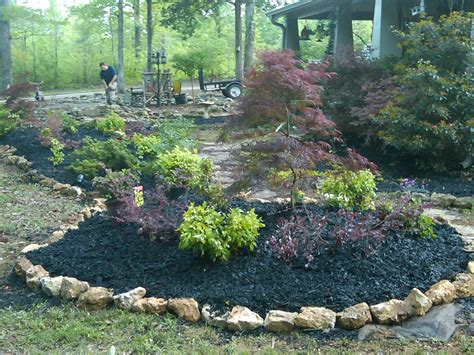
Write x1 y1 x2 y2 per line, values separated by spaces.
16 0 89 11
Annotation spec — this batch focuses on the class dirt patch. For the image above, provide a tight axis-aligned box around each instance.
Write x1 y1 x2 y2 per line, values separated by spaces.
26 202 469 315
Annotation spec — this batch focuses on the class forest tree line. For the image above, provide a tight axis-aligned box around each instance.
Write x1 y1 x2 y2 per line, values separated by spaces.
0 0 287 90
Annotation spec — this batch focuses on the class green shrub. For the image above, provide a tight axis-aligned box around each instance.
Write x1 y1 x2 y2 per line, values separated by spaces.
69 138 140 178
0 104 20 138
319 169 376 210
157 118 195 151
224 208 264 252
178 203 229 261
409 213 436 239
132 133 162 159
155 146 213 191
373 13 474 172
178 203 265 262
48 138 65 165
63 114 80 134
96 112 125 134
69 159 104 178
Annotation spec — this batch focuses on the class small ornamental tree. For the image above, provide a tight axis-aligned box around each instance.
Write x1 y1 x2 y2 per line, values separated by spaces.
232 50 376 206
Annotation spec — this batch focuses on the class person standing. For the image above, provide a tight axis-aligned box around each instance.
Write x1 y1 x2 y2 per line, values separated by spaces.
99 62 118 105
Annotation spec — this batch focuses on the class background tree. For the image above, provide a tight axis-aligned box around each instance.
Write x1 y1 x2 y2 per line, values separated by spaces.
146 0 152 71
117 0 125 93
132 0 141 59
5 0 282 89
244 0 256 71
0 0 12 90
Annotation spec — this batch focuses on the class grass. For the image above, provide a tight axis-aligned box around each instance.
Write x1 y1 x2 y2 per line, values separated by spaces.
0 162 83 278
0 302 472 354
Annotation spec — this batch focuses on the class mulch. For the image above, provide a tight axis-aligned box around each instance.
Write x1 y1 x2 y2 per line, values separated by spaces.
25 202 470 315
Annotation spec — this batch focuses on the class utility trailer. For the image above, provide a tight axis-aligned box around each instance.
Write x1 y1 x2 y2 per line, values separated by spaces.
198 68 243 99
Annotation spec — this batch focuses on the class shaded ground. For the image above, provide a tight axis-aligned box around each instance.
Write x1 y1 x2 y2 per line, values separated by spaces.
26 207 469 315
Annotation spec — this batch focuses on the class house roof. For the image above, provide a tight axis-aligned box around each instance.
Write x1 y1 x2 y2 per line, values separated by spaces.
267 0 375 21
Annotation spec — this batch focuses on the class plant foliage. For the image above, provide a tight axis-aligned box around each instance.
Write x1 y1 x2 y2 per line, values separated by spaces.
96 112 126 134
268 194 436 266
0 104 20 138
370 13 472 172
93 170 140 201
228 50 376 205
155 146 213 191
69 138 140 178
319 169 377 211
48 138 65 165
178 203 264 262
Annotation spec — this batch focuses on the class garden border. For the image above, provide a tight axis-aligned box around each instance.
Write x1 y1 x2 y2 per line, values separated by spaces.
2 144 473 334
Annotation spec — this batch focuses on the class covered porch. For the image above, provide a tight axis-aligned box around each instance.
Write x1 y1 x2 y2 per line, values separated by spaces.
267 0 474 59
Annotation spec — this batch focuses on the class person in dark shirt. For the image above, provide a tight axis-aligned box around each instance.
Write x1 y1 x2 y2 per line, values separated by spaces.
99 62 118 105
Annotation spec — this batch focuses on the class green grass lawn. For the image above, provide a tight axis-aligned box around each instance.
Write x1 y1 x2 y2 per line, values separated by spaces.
2 302 472 354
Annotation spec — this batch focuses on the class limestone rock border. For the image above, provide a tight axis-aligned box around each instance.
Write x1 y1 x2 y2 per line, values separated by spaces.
3 145 474 333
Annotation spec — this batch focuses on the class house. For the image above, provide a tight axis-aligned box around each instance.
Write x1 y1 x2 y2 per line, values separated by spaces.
268 0 473 58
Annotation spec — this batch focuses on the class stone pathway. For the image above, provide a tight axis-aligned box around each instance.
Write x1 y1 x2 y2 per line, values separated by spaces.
424 208 474 252
199 141 241 189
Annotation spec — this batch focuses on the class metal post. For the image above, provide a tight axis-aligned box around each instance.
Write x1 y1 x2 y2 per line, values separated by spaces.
156 60 161 107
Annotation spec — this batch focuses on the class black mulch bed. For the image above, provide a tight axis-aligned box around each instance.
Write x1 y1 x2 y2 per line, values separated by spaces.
26 203 470 316
0 127 107 187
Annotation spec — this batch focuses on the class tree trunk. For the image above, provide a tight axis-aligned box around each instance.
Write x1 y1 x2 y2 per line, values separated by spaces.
54 26 59 88
146 0 153 71
133 0 141 58
110 10 116 62
234 0 243 81
244 0 256 72
0 0 12 90
32 34 37 82
117 0 125 93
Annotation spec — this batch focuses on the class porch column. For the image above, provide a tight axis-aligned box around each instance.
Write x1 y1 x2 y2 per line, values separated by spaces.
285 17 300 52
371 0 402 58
334 1 354 58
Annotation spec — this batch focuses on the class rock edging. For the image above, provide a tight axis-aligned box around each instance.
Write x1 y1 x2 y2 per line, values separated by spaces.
14 253 474 333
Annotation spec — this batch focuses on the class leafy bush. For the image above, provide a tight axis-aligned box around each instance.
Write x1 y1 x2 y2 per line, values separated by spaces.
178 203 228 261
96 112 126 134
114 186 186 241
93 170 140 200
155 146 213 191
178 203 265 262
69 138 140 178
63 114 80 134
0 83 35 120
370 13 473 172
322 54 394 139
36 110 82 148
409 213 436 239
319 169 377 210
157 118 194 151
48 138 65 165
132 133 162 159
223 208 264 252
0 104 20 138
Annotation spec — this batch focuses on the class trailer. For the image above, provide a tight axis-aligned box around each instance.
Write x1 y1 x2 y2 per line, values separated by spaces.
198 68 243 99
